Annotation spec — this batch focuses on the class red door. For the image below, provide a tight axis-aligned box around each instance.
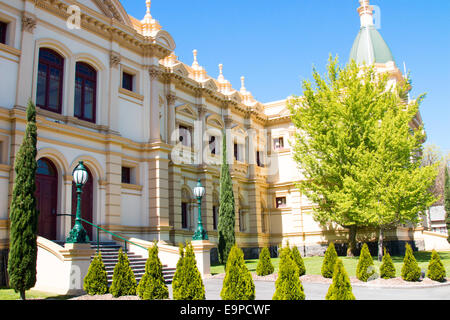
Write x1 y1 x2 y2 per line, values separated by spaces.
71 166 93 240
36 158 58 240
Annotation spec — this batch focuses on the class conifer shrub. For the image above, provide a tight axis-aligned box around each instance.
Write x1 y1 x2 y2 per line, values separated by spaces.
220 245 255 300
173 242 205 300
427 250 447 282
83 252 108 295
291 246 306 276
321 242 338 278
109 249 137 297
137 242 169 300
379 249 396 279
171 243 185 299
401 243 421 282
273 247 305 300
356 243 375 282
325 258 355 300
256 247 274 276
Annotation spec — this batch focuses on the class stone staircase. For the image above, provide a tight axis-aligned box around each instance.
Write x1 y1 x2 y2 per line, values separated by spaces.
91 242 176 286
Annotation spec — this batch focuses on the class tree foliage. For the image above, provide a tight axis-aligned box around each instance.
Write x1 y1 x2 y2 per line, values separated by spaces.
220 245 255 300
379 249 396 279
401 243 421 282
172 242 205 300
110 249 137 298
325 258 356 300
321 242 338 278
256 247 274 276
217 131 236 265
427 250 446 282
273 246 305 300
356 243 375 282
288 57 438 256
291 246 306 276
83 252 108 295
7 100 39 300
137 242 168 300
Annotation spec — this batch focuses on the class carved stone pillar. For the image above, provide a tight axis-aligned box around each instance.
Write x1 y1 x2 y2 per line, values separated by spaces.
166 93 176 145
108 51 121 132
149 66 162 143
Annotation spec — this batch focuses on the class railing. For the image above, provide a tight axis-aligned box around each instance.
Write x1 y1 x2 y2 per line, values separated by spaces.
57 214 148 254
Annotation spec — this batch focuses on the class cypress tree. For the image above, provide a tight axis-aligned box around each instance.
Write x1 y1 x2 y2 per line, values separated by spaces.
427 250 446 282
173 242 205 300
356 243 375 282
401 243 421 282
273 247 305 300
379 249 396 279
137 242 169 300
291 246 306 276
109 248 137 297
217 131 236 265
325 258 356 300
256 247 274 276
321 243 338 278
83 252 108 295
220 245 255 300
171 242 185 299
7 99 39 300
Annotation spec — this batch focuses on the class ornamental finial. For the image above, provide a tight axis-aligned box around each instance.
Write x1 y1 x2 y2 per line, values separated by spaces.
146 0 151 16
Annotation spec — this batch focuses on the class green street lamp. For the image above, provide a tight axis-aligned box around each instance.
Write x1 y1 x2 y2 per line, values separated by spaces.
66 161 90 244
192 179 208 241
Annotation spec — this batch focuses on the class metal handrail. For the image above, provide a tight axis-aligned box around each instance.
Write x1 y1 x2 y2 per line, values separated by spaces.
57 214 148 254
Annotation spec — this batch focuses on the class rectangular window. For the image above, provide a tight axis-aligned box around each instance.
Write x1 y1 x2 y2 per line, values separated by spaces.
121 167 131 184
0 22 6 45
256 151 264 167
276 197 287 209
182 202 188 229
122 72 134 92
213 205 218 230
274 137 284 150
234 143 239 161
239 210 246 232
179 125 192 147
209 136 216 155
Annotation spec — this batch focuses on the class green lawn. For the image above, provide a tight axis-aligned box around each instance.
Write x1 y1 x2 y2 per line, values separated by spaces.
0 289 74 300
211 251 450 278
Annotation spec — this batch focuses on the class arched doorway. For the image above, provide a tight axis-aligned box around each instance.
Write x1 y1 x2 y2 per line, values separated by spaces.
71 165 93 240
36 158 58 240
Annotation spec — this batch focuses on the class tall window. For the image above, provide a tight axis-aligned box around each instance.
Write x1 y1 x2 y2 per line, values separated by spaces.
121 167 131 184
213 205 218 230
75 62 97 123
182 202 189 229
36 48 64 113
0 21 6 44
122 72 134 92
179 125 192 147
209 136 216 155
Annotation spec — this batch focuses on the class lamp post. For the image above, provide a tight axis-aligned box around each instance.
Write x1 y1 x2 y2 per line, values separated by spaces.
192 179 208 241
66 161 90 244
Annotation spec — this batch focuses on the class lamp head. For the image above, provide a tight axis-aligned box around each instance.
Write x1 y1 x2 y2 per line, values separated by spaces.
193 179 205 198
73 161 88 186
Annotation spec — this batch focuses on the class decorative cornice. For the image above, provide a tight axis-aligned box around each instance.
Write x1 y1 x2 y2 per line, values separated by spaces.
148 65 163 80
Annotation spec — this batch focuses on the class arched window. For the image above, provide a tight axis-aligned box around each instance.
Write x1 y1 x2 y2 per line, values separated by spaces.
36 48 64 113
75 62 97 123
181 188 191 230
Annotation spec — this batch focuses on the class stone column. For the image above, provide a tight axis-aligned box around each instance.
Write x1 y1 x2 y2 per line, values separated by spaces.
108 51 121 132
196 105 207 165
168 163 182 244
166 92 176 145
148 66 162 144
104 139 122 227
15 14 37 107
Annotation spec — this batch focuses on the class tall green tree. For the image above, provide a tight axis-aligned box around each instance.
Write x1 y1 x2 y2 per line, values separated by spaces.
7 100 39 300
288 56 438 258
217 131 236 265
445 166 450 242
137 242 168 300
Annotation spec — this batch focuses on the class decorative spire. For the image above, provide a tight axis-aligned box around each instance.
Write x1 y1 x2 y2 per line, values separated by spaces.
240 76 247 94
358 0 374 27
192 49 199 68
191 49 206 81
218 64 225 82
217 64 233 94
146 0 151 17
141 0 161 36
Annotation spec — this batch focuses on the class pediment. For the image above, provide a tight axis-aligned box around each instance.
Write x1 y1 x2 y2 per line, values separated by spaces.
175 104 197 120
201 79 218 92
206 114 225 129
229 91 242 103
77 0 132 27
172 63 190 78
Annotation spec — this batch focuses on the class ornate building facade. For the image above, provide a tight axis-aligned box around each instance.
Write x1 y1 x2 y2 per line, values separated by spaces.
0 0 445 283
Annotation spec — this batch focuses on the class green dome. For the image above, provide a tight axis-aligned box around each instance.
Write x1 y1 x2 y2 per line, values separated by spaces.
350 25 395 65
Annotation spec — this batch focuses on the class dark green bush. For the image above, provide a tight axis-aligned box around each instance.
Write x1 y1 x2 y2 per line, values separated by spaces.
325 258 355 300
83 252 108 295
401 243 421 282
171 243 185 299
137 242 169 300
379 249 396 279
256 247 274 276
273 247 305 300
220 245 255 300
356 243 375 282
427 250 446 282
291 246 306 276
109 248 137 297
321 242 338 278
173 242 205 300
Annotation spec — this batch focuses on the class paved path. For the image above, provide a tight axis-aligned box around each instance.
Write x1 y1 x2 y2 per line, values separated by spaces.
169 279 450 300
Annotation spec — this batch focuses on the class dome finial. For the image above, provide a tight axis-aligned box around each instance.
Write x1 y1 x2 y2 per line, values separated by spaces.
146 0 151 16
358 0 374 27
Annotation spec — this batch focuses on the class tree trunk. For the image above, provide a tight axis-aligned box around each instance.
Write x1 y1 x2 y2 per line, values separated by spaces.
378 228 384 262
20 290 26 300
346 225 357 257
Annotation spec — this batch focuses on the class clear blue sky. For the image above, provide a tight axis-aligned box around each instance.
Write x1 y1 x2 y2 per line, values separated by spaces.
123 0 450 155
